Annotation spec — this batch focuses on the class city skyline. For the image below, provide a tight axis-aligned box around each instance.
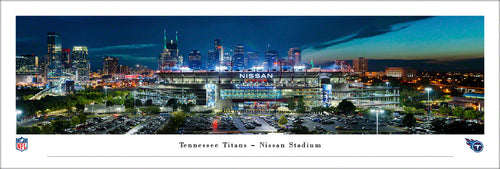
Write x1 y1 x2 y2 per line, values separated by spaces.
16 16 484 71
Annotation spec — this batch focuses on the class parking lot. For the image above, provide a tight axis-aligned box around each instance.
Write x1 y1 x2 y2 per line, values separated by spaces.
20 111 481 134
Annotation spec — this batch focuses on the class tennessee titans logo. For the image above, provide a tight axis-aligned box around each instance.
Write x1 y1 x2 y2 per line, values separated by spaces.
16 137 28 152
465 138 483 153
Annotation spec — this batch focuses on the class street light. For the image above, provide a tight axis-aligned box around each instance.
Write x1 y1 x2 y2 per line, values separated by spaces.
370 108 384 135
385 81 390 95
425 87 432 115
104 86 108 113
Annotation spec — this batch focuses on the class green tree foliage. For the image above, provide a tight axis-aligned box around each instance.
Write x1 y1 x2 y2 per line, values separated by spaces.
71 116 81 126
145 99 153 106
464 109 481 119
157 111 186 134
402 113 417 127
337 99 356 114
297 97 305 109
438 106 452 116
311 107 322 113
41 124 54 134
30 126 41 134
278 116 288 125
400 89 425 109
77 113 87 124
287 97 296 111
52 119 71 133
166 99 178 107
180 103 195 113
452 107 465 118
124 97 135 108
17 126 42 134
141 106 160 114
290 124 311 134
135 99 143 107
415 109 426 115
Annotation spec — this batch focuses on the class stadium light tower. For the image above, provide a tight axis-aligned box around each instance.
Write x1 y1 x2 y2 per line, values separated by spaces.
425 87 432 115
370 108 384 135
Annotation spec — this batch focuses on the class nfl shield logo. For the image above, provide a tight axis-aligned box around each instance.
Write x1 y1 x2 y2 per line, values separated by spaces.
16 137 28 152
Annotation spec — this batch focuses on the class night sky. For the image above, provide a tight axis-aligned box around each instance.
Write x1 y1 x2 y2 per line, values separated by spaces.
16 16 484 72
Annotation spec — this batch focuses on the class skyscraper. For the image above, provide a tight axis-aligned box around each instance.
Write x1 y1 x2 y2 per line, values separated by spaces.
158 29 179 70
207 39 222 70
233 44 245 69
103 56 119 75
189 50 202 70
61 49 71 69
119 65 129 74
287 47 301 66
45 32 62 79
265 49 279 69
71 46 90 83
223 48 233 66
246 52 260 68
353 57 368 74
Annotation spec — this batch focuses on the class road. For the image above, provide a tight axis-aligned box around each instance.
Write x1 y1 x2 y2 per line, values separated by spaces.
125 117 156 135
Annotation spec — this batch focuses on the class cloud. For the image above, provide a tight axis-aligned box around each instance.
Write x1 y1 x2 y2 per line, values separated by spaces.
302 16 432 51
308 24 410 50
91 44 157 52
94 54 155 61
16 36 38 43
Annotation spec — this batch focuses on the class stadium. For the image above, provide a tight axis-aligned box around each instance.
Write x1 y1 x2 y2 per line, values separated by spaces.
134 61 400 112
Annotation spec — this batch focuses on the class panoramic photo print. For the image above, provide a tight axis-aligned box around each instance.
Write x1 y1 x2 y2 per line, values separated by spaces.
16 16 484 135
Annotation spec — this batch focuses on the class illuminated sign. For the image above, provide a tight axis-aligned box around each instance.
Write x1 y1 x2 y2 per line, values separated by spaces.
323 84 332 107
239 73 273 79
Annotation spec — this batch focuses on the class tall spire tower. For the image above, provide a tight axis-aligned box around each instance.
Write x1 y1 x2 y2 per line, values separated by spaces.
175 30 178 43
163 29 167 49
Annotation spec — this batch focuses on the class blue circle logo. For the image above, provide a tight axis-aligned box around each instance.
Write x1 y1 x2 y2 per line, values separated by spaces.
470 141 483 153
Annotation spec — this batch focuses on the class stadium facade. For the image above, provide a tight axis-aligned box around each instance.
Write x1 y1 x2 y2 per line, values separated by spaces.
134 67 400 112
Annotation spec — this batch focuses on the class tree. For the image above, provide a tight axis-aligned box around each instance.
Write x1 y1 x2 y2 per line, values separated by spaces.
180 102 195 113
452 107 465 118
41 124 54 134
66 104 74 114
52 119 71 133
75 103 85 112
141 106 160 114
337 99 356 114
135 99 143 107
145 99 153 106
287 98 296 111
464 109 481 119
77 113 87 125
438 106 452 116
290 124 310 134
402 113 417 127
297 97 305 109
415 109 427 115
157 111 186 134
399 89 425 108
124 98 134 108
71 116 81 126
30 126 41 134
278 116 288 125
